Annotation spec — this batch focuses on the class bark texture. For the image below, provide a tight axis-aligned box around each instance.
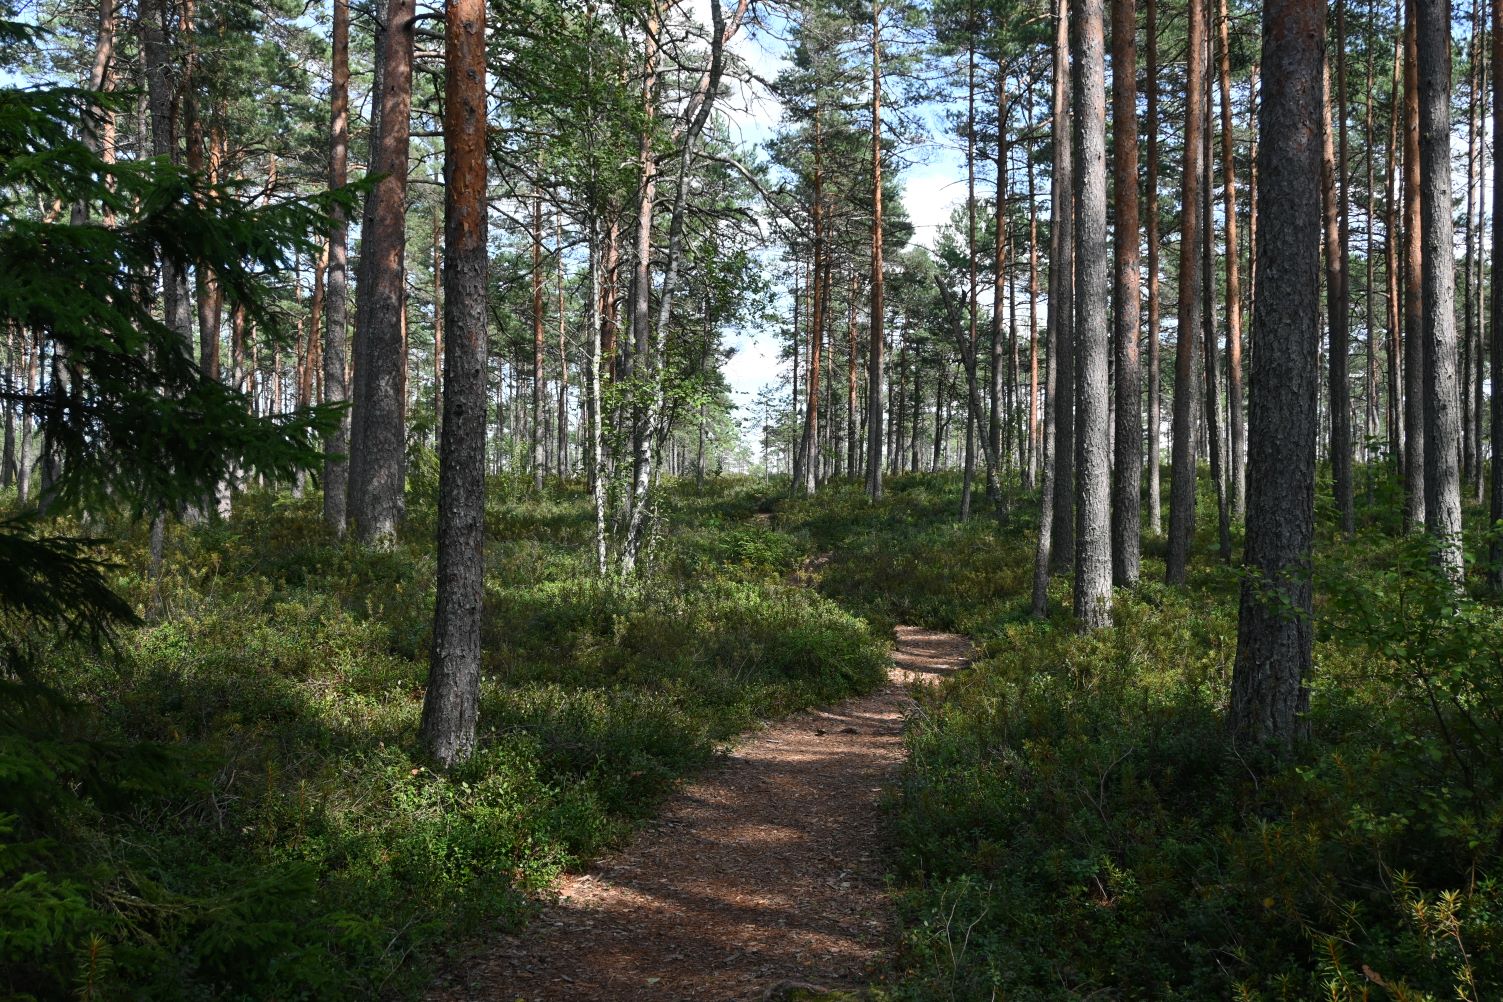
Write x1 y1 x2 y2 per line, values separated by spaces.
1491 0 1503 588
421 0 487 767
866 1 885 501
1231 0 1324 747
323 0 351 533
1416 0 1463 580
1166 0 1205 584
1072 0 1112 630
1402 0 1426 528
348 0 416 544
1049 0 1075 569
1111 0 1141 586
1145 0 1162 535
1216 0 1245 519
1322 48 1354 536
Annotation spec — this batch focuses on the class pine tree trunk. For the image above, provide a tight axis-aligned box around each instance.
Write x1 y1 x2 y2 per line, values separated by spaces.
1 327 13 489
347 0 415 544
557 215 569 477
867 2 885 499
961 7 980 521
1402 0 1427 528
1470 4 1488 503
1203 28 1231 564
1364 9 1378 482
624 0 660 541
797 110 825 496
421 0 486 768
1231 0 1324 748
1144 0 1163 535
433 212 444 436
1386 22 1404 465
1049 0 1075 569
322 0 352 533
1489 0 1502 588
1462 0 1482 490
1111 0 1141 586
1323 47 1354 536
1027 142 1041 490
532 191 546 491
17 331 34 502
848 272 859 479
1072 0 1112 629
1216 0 1245 519
990 64 1008 508
1033 264 1059 618
1417 0 1464 580
1166 0 1206 584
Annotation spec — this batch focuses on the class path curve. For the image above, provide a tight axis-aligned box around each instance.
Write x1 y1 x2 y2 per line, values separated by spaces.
430 625 972 1002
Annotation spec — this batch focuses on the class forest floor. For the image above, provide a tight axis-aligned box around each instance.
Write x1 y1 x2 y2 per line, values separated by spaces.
429 625 972 1002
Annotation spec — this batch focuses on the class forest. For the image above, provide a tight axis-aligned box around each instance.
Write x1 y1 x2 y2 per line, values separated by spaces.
3 0 1502 992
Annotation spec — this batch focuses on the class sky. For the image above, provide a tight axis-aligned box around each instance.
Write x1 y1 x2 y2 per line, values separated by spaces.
700 2 971 426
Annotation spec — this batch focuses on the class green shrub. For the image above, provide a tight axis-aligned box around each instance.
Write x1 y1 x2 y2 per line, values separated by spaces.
2 475 885 999
859 473 1503 1000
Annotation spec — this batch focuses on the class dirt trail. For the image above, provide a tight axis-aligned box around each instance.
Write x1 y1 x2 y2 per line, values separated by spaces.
431 625 972 1002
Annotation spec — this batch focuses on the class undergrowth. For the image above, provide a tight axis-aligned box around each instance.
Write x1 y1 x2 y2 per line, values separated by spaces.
1 472 885 1000
773 469 1503 1001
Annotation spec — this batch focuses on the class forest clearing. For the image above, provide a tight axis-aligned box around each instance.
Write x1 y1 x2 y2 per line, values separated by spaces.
5 0 1503 993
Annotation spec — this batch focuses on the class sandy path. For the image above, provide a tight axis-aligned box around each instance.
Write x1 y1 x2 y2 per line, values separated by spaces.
430 625 971 1002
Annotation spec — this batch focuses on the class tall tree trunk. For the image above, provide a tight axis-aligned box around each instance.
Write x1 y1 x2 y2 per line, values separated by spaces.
142 0 190 345
1323 48 1354 535
1417 0 1464 580
1489 0 1503 587
1470 1 1488 503
1386 18 1404 464
1232 0 1325 748
17 332 35 502
1145 0 1163 534
421 0 486 768
323 0 352 533
623 0 661 534
1364 4 1379 483
797 111 825 496
1 328 13 489
1111 0 1141 586
910 324 922 471
847 272 859 479
1216 0 1245 519
1072 0 1112 629
532 190 546 491
1027 136 1041 490
589 216 607 569
623 0 738 563
347 0 415 544
1203 25 1231 564
557 214 569 477
1049 0 1076 569
866 0 885 500
990 63 1008 508
1462 0 1482 490
433 211 444 436
1403 0 1426 528
1032 265 1059 617
961 4 980 521
1166 0 1206 584
1248 63 1259 344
